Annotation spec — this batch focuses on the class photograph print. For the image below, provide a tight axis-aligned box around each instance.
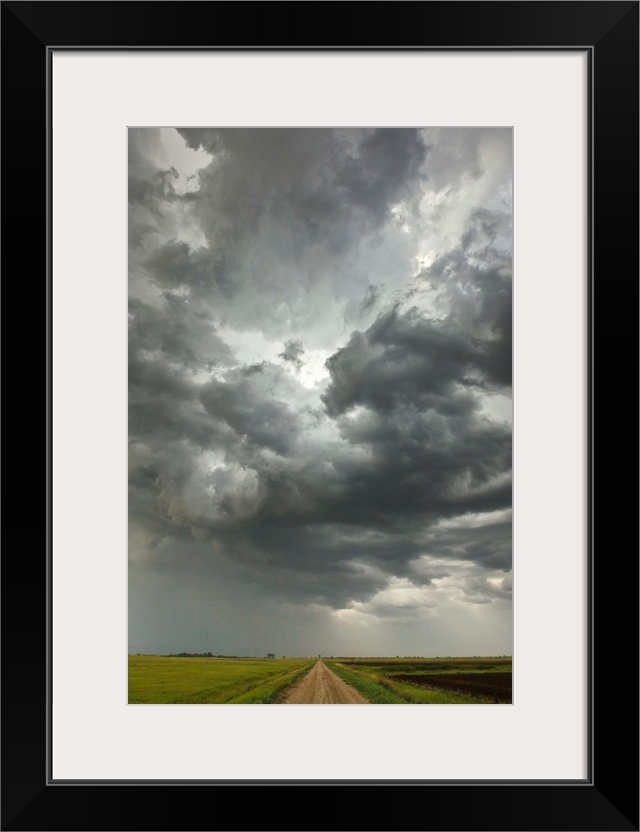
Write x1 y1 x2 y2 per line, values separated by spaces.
128 127 513 704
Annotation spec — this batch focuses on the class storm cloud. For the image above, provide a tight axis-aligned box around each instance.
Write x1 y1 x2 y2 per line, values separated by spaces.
128 127 512 656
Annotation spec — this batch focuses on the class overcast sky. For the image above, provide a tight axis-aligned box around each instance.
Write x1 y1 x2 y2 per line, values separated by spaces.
128 127 512 657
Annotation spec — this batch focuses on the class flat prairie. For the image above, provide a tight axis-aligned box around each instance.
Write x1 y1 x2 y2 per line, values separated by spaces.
128 655 313 704
129 655 512 704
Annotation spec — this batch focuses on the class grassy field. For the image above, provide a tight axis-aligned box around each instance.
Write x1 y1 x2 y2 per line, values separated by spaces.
325 657 512 704
128 656 314 704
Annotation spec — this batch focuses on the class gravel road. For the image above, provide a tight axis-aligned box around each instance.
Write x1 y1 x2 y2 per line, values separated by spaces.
279 661 369 704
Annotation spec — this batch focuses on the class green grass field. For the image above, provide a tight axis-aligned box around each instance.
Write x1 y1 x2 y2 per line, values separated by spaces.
128 655 314 704
325 657 512 704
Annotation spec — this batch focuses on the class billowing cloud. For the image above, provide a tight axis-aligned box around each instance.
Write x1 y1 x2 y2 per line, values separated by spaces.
128 127 512 656
279 339 305 370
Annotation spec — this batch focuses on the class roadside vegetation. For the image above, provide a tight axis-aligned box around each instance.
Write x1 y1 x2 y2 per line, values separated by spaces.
324 661 406 703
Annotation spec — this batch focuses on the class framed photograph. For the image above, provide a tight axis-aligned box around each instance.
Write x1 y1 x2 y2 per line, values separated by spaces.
2 2 637 830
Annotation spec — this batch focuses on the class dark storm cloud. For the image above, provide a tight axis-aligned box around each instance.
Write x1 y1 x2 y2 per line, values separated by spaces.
359 284 383 317
128 127 512 630
128 129 193 254
421 127 512 196
459 575 512 604
417 516 513 572
316 272 511 544
331 403 512 522
128 129 166 208
323 305 484 415
145 240 235 295
129 294 234 371
128 293 237 450
398 209 512 391
139 129 430 336
332 128 427 224
279 339 305 370
200 371 301 456
420 128 487 192
178 127 427 232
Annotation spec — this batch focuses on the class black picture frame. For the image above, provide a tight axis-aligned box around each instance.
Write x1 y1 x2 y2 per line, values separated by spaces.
2 2 638 830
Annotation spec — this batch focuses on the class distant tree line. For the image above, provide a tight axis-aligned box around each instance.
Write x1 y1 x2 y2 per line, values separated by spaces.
166 652 240 658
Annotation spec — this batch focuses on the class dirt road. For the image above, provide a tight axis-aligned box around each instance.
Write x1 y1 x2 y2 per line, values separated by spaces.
279 661 369 704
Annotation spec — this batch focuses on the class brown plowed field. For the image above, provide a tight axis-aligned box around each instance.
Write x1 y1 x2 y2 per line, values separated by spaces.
342 660 511 670
393 672 512 703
